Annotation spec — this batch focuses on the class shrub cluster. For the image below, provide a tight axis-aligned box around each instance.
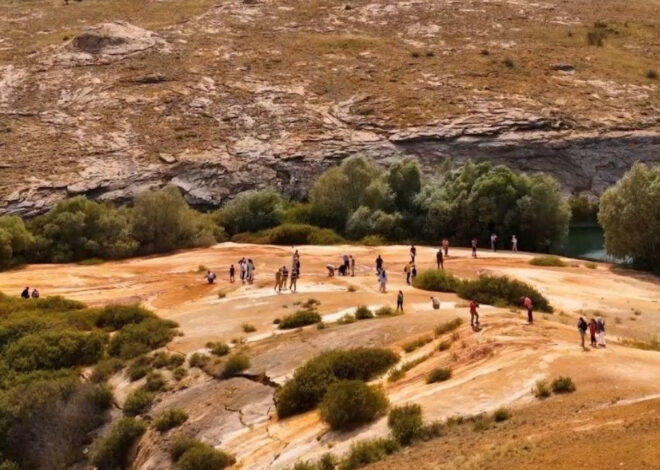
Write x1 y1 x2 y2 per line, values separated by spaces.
279 308 322 329
170 436 235 470
426 368 452 384
529 255 566 267
275 348 399 418
412 270 460 292
354 306 374 320
434 318 463 337
232 223 344 246
154 409 189 433
206 341 230 356
221 354 250 378
91 418 146 470
319 380 389 430
388 404 423 445
456 275 552 312
402 336 433 353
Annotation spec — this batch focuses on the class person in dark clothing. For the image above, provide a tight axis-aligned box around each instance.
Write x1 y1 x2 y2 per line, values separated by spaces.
436 249 444 270
577 317 588 348
206 271 216 284
410 245 417 262
396 290 404 312
588 318 597 347
229 264 235 283
471 238 478 258
376 255 383 273
21 287 30 299
470 300 480 328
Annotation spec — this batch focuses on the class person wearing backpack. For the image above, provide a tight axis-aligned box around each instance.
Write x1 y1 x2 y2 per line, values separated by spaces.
577 317 588 348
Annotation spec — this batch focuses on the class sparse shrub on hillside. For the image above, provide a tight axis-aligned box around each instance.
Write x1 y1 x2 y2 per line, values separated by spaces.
275 348 399 418
153 409 189 433
388 404 423 445
648 69 658 80
361 235 387 246
95 304 154 330
492 407 511 422
551 376 576 394
437 340 452 351
320 380 388 430
145 371 166 391
338 313 356 324
90 357 125 383
354 305 374 320
242 323 256 333
188 353 210 369
375 306 398 316
170 436 235 470
533 379 551 399
412 269 460 292
426 368 452 384
457 275 552 312
91 418 146 470
402 336 433 353
587 22 608 46
221 354 250 378
503 57 515 68
123 388 154 416
530 255 566 267
434 318 463 337
387 353 432 383
621 337 660 352
340 438 400 470
206 341 230 356
173 367 187 381
127 356 152 381
279 309 321 329
108 318 178 359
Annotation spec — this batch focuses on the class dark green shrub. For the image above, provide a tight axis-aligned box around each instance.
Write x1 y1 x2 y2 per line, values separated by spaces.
90 358 125 383
456 275 552 312
145 371 166 391
412 270 460 292
173 367 187 381
492 407 511 422
127 356 152 381
154 409 189 432
108 318 177 359
426 368 452 384
215 189 284 236
95 304 154 330
375 306 397 316
340 438 400 470
242 323 256 333
320 380 388 430
123 388 154 416
529 255 566 267
88 383 114 410
206 341 230 356
533 379 551 399
434 318 462 337
551 376 576 394
91 418 146 470
279 309 321 329
170 436 235 470
354 306 374 320
221 354 250 378
402 336 433 353
388 404 422 445
188 353 210 369
275 348 398 418
232 224 344 246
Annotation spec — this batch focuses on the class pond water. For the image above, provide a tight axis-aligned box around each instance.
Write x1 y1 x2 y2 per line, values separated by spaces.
563 225 612 261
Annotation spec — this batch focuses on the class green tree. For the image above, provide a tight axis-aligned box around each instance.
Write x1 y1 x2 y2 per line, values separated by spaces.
216 189 284 235
599 163 660 272
387 158 422 211
0 216 34 269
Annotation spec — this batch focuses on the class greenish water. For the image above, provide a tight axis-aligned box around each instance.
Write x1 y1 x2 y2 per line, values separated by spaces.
563 225 611 261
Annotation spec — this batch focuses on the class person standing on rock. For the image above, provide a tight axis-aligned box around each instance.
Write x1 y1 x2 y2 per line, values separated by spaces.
471 238 478 258
378 268 388 293
490 233 498 252
239 258 247 284
442 238 450 257
522 296 533 324
293 249 301 274
577 316 588 348
290 266 299 293
436 248 444 270
376 255 383 274
229 264 236 283
396 290 404 312
281 266 289 291
597 317 606 347
404 262 412 285
410 245 417 263
470 299 480 328
274 267 282 292
350 255 356 277
246 259 255 284
511 235 518 252
588 318 597 347
343 254 350 274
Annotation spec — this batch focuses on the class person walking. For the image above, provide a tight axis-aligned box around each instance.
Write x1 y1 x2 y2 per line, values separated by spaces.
522 296 534 324
229 264 236 283
470 300 480 328
21 287 30 299
490 233 498 252
396 290 404 312
376 255 383 274
411 264 417 282
436 248 444 270
239 258 247 284
290 267 299 293
281 266 289 291
274 267 282 292
471 238 478 258
404 262 412 285
597 317 606 347
442 238 449 257
588 318 597 347
350 255 356 277
410 245 417 263
577 317 588 348
511 235 518 252
246 259 255 284
378 268 388 293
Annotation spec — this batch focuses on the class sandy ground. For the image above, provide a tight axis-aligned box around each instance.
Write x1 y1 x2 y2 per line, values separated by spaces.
2 243 660 469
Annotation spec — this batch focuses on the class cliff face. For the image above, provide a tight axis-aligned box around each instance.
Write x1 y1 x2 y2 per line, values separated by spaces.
1 0 658 215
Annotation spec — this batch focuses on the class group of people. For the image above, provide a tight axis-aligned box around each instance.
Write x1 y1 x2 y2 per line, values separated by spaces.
20 286 39 299
229 258 255 284
577 316 607 348
327 254 356 277
275 250 301 293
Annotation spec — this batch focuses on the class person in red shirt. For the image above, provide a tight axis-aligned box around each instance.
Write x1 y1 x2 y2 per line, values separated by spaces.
522 296 533 324
469 300 480 327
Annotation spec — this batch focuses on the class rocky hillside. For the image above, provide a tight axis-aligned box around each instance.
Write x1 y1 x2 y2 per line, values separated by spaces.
1 0 658 215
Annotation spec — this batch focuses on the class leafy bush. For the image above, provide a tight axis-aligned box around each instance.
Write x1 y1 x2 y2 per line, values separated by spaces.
127 356 152 381
215 189 284 236
91 358 125 383
599 163 660 273
533 379 551 399
123 388 154 416
492 407 511 422
242 323 256 333
145 371 166 391
0 215 33 269
279 309 321 329
320 380 388 430
173 367 187 381
375 306 398 316
551 376 576 394
340 438 400 470
221 354 250 378
388 404 422 445
95 304 154 330
529 255 566 267
412 270 460 292
154 409 189 433
233 223 344 246
91 418 146 470
402 336 433 353
354 305 374 320
434 318 463 336
338 314 356 324
108 318 177 359
152 352 185 369
188 353 210 369
275 348 399 418
456 275 552 312
170 436 235 470
206 341 230 356
426 368 452 384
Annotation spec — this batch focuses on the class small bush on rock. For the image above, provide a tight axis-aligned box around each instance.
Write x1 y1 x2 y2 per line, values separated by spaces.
123 388 154 416
354 306 374 320
91 418 146 470
426 368 452 384
154 409 188 433
388 404 422 445
320 380 388 430
551 376 576 394
412 270 460 292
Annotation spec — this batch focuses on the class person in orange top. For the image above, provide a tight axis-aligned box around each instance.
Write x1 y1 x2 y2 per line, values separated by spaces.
469 300 480 327
522 296 533 324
